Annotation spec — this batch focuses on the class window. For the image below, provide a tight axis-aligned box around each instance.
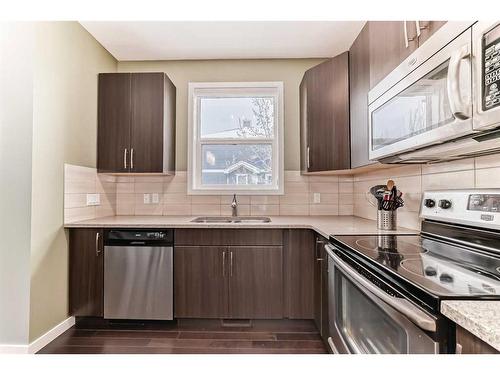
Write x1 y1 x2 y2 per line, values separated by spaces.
188 82 284 194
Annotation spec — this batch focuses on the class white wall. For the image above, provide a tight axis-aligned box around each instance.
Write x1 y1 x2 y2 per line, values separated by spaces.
0 22 34 346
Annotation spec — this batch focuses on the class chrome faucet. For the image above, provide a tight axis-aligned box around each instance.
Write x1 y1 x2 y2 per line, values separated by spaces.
231 194 238 217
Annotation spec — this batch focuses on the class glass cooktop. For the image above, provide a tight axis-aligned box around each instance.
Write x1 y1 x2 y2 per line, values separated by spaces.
331 234 500 297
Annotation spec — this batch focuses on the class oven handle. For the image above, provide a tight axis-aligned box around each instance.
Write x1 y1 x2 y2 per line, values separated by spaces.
324 244 437 333
447 43 471 120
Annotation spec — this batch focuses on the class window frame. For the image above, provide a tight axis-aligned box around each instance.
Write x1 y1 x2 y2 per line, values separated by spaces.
187 82 284 195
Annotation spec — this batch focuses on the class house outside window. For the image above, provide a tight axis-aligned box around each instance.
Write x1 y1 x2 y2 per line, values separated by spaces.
188 82 284 194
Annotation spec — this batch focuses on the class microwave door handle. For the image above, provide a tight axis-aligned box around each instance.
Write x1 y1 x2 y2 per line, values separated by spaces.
447 44 471 120
324 244 437 333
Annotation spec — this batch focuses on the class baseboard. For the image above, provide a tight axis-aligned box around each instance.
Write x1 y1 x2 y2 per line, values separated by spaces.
0 316 75 354
28 316 75 354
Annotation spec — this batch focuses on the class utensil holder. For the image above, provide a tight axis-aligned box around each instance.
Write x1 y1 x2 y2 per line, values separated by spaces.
377 209 397 230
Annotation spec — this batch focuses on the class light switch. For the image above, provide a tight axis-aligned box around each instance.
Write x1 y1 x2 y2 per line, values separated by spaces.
313 193 321 204
86 193 100 206
152 193 159 204
143 193 151 204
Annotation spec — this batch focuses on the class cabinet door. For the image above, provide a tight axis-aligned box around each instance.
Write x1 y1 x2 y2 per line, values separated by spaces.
313 238 323 332
369 21 418 89
130 73 165 173
69 228 104 317
97 73 131 173
228 246 283 318
349 23 375 169
307 52 350 172
320 244 329 340
284 229 314 318
174 246 227 318
417 21 447 46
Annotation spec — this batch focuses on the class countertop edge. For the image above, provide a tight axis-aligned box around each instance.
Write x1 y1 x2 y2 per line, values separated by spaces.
441 301 500 352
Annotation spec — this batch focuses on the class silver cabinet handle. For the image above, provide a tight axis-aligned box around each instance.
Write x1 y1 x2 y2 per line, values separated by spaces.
306 146 310 169
130 148 134 170
324 244 437 332
415 21 421 38
222 250 226 277
403 21 417 49
447 43 471 120
230 251 233 277
455 343 463 354
328 337 340 354
123 148 128 169
95 232 101 257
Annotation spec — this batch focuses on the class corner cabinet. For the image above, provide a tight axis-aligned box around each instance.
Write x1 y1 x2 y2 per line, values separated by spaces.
349 22 375 169
97 72 176 174
69 228 104 317
300 52 350 173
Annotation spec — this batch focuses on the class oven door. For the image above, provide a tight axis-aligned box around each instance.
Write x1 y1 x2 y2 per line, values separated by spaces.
473 22 500 131
325 244 439 354
368 29 473 161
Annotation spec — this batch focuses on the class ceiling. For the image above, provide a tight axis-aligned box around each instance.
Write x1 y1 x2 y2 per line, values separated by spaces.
80 21 365 61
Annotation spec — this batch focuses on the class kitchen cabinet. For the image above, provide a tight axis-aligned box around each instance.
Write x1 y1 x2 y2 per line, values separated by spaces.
97 72 176 174
369 21 418 89
228 246 283 318
174 229 284 319
368 21 447 89
300 52 350 173
349 22 375 169
416 21 447 46
314 235 329 340
456 325 498 354
283 230 315 319
174 246 227 318
69 228 104 317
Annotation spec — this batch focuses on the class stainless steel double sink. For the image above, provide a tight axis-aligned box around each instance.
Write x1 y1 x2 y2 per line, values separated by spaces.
191 216 271 223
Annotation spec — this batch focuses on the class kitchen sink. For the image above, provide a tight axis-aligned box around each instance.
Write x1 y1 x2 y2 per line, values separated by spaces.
191 216 271 223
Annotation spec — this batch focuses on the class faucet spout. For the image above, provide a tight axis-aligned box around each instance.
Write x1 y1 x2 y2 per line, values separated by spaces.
231 194 238 217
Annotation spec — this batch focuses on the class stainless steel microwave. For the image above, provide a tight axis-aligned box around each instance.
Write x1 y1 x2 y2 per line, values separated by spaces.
368 21 500 163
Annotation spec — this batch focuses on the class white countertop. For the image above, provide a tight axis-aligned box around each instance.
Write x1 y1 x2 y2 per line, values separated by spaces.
64 215 418 238
441 300 500 351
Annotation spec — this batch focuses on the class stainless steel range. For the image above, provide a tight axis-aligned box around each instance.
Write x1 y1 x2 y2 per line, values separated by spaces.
326 189 500 354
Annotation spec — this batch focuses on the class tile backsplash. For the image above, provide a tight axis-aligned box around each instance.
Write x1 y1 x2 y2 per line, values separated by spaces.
65 153 500 226
63 165 354 223
353 155 500 230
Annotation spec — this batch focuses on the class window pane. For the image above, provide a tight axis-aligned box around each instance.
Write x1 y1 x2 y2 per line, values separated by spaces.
200 97 274 139
201 144 272 186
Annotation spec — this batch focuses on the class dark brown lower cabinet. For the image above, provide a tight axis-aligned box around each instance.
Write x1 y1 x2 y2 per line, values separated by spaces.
314 235 329 340
456 326 498 354
229 246 283 318
174 246 227 318
174 244 284 319
69 228 104 317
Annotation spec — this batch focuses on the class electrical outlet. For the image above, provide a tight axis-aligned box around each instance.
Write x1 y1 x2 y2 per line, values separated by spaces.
152 193 159 204
86 193 100 206
143 193 151 204
313 193 321 204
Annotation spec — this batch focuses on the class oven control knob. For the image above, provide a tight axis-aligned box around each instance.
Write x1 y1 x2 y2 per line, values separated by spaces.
424 266 437 276
424 199 436 208
438 199 452 209
440 273 454 283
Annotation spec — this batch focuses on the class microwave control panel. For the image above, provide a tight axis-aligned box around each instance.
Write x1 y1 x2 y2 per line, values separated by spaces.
483 25 500 110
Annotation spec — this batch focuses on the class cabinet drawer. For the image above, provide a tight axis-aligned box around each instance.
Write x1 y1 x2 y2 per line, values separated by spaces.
174 229 283 246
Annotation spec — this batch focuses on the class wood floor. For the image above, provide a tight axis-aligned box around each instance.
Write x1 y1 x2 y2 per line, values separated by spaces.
37 319 328 354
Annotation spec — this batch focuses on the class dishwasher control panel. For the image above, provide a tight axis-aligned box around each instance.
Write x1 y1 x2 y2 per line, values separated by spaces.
105 229 174 245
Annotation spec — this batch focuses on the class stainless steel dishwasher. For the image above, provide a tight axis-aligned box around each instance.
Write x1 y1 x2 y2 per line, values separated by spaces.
103 229 173 320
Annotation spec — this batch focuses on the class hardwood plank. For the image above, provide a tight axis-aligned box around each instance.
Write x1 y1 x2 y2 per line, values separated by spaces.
39 346 326 354
275 332 323 341
177 331 276 340
94 330 179 339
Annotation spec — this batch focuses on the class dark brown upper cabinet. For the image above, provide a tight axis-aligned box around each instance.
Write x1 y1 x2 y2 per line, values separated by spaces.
369 21 447 89
300 52 350 173
349 22 375 169
69 228 104 317
97 72 176 174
